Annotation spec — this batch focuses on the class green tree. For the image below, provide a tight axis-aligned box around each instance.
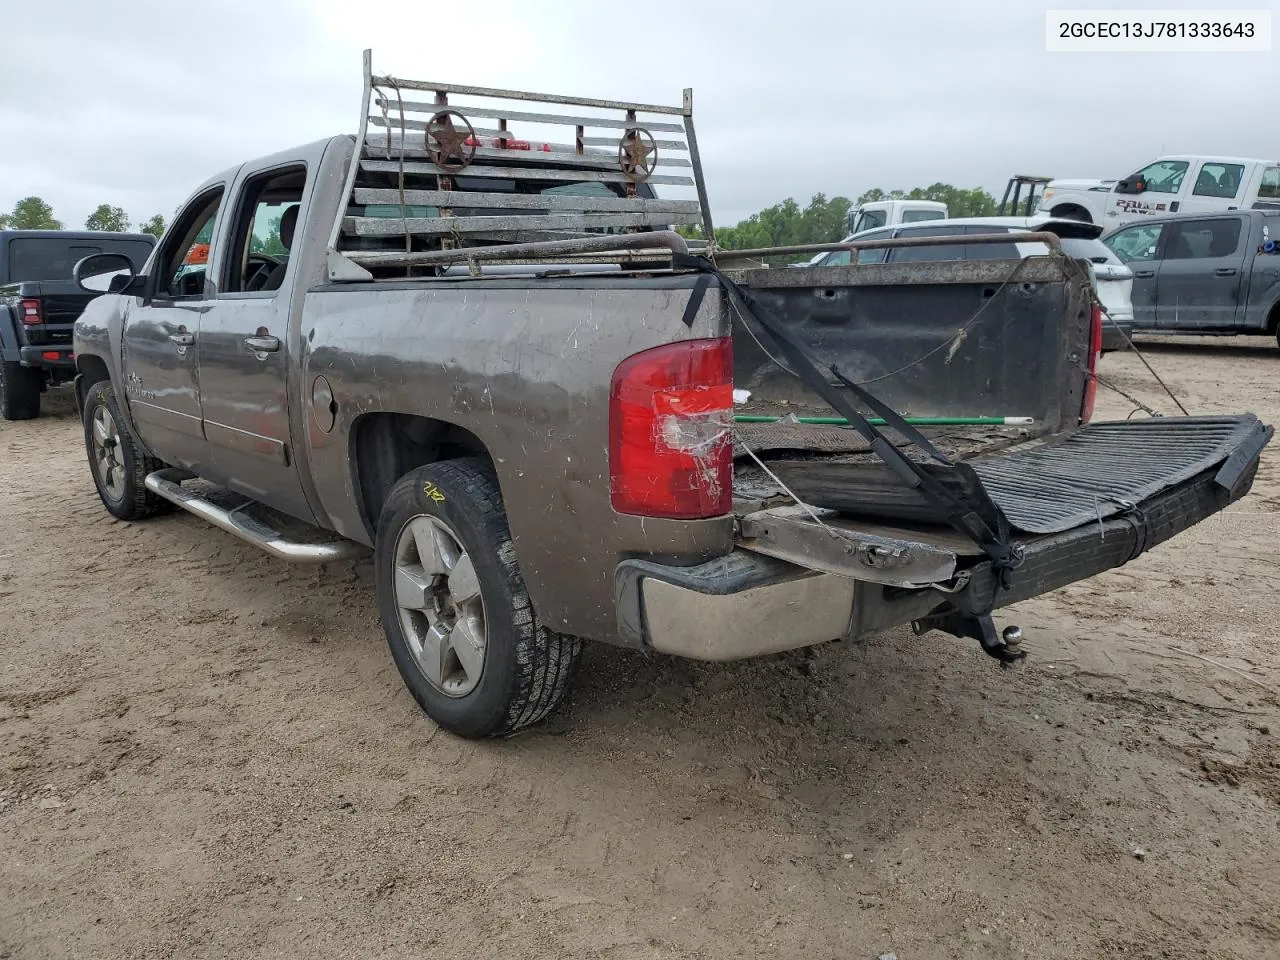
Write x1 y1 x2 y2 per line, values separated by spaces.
1 196 62 230
708 193 853 262
140 214 166 238
85 204 131 232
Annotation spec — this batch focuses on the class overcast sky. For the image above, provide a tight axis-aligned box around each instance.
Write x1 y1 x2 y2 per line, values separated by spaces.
2 0 1276 231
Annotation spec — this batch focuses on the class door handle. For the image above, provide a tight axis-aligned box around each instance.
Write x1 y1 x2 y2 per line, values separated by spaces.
244 335 281 353
1215 267 1238 277
168 332 195 347
1133 269 1156 278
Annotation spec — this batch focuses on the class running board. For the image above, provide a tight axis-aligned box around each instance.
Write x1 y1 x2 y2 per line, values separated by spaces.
144 469 366 563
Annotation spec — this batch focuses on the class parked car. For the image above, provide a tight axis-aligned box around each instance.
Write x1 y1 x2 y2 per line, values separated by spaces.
1039 155 1280 227
1101 209 1280 343
1 229 156 419
811 216 1136 351
71 57 1271 739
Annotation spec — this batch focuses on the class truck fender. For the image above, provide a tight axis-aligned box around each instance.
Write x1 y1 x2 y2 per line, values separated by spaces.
73 296 157 459
0 303 21 363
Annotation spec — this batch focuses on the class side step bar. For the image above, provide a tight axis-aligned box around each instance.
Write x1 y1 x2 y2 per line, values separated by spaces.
144 469 366 564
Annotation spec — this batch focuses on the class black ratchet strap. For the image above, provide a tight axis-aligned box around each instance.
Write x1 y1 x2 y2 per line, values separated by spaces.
675 253 1021 586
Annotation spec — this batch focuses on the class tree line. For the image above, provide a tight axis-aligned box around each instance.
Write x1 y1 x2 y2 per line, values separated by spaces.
0 196 165 237
678 183 1000 260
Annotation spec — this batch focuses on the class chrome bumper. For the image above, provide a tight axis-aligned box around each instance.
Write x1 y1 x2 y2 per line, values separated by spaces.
615 551 856 661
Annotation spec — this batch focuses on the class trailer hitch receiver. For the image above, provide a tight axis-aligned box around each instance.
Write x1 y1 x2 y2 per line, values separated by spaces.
912 612 1027 665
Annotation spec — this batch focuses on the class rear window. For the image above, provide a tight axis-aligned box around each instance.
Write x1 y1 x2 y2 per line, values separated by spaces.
7 237 154 282
1059 237 1120 264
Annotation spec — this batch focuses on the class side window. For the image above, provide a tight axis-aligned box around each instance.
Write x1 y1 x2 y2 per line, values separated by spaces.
886 226 966 263
1259 166 1280 200
817 228 892 266
962 225 1018 261
223 165 307 295
157 188 224 300
1164 219 1242 260
901 209 945 224
1192 163 1245 199
1130 160 1189 194
1104 223 1165 263
852 209 887 234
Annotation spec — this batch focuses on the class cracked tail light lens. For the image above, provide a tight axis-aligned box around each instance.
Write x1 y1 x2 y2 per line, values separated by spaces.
609 338 733 519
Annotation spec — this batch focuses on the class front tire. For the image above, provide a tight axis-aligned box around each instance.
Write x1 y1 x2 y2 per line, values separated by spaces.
82 381 169 520
0 360 41 420
1050 204 1093 224
375 459 583 739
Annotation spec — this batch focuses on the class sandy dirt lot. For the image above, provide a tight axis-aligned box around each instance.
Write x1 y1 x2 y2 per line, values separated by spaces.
2 338 1279 960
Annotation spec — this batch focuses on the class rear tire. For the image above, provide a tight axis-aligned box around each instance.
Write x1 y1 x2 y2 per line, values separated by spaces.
0 360 41 420
82 380 170 520
375 458 583 739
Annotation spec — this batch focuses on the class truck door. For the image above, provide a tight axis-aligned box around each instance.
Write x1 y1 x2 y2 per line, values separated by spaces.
1105 159 1189 227
1179 161 1248 216
120 185 226 470
1102 221 1165 327
198 163 315 521
1155 216 1246 329
197 162 315 522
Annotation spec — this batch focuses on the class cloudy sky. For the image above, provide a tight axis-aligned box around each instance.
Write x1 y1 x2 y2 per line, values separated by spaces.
2 0 1276 231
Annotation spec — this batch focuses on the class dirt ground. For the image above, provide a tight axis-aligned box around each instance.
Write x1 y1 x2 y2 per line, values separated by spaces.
3 338 1280 960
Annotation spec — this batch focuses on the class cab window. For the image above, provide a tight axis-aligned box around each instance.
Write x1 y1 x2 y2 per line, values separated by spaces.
157 188 224 300
851 209 887 234
1164 219 1242 260
223 166 307 295
1130 160 1189 194
1192 163 1245 199
1259 166 1280 200
1104 223 1165 263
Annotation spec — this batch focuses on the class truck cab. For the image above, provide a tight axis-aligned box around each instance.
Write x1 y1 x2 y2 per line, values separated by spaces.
1040 155 1280 228
847 199 948 235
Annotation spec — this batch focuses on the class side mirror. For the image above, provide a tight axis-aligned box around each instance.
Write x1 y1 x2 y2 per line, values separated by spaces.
1115 177 1146 195
74 253 136 294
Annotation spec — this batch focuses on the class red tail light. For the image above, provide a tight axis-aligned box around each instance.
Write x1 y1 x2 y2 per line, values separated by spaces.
20 298 42 325
41 351 61 361
463 135 552 152
609 338 734 519
1081 303 1102 424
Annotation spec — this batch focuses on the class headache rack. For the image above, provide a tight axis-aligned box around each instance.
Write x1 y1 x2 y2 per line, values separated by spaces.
325 50 713 281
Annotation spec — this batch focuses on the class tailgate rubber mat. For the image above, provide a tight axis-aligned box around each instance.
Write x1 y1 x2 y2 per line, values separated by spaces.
970 415 1268 534
768 415 1270 535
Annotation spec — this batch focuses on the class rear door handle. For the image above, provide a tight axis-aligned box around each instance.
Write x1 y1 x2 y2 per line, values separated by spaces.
168 332 195 347
1133 269 1156 278
1215 267 1238 277
244 335 281 353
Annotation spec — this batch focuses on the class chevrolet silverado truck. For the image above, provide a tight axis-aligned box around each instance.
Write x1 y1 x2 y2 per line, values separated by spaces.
1102 209 1280 342
71 54 1273 738
1 229 156 419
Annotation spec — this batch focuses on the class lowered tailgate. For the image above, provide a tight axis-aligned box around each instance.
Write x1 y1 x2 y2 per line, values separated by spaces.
735 414 1271 614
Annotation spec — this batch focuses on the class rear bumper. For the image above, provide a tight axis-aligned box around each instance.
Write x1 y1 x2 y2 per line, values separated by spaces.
615 552 858 661
1101 315 1135 352
19 344 74 369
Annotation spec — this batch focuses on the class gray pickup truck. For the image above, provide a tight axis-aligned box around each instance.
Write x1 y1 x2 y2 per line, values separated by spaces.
72 55 1273 738
1102 209 1280 343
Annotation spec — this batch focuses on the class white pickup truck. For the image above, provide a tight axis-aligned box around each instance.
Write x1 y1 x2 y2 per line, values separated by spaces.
1039 155 1280 227
847 198 948 234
